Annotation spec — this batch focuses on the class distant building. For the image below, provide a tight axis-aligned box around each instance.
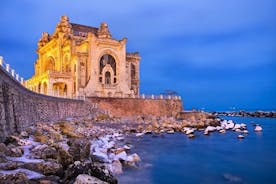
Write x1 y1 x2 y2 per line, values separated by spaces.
25 16 140 98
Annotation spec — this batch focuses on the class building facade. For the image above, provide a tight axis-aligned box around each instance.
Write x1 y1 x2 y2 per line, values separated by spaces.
26 16 140 98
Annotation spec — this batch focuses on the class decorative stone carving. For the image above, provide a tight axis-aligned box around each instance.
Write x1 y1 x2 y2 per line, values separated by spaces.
38 32 50 49
97 23 111 38
26 16 141 98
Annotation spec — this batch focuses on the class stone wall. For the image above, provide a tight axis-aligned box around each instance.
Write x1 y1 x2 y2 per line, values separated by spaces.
87 97 183 118
177 111 213 120
0 66 184 142
0 66 95 142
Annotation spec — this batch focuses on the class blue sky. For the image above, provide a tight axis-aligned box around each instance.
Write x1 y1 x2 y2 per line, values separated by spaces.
0 0 275 110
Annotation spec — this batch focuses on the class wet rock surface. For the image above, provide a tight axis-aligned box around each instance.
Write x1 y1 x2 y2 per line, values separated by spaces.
212 110 276 118
0 112 259 183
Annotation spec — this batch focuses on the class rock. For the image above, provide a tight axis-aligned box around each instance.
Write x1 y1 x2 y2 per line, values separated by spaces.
188 134 195 139
4 136 20 145
56 146 74 167
128 153 141 162
0 153 8 163
5 144 23 157
31 144 58 160
62 162 117 184
111 148 126 155
235 129 242 132
32 175 60 184
0 143 8 154
234 124 241 130
108 160 123 175
74 174 108 184
243 130 249 134
22 161 63 176
254 125 262 132
68 139 91 161
0 161 18 170
237 135 244 139
91 150 110 163
0 172 28 184
167 129 174 134
240 123 247 128
205 126 216 132
185 129 194 135
219 129 226 134
114 151 127 161
20 131 29 138
135 133 144 137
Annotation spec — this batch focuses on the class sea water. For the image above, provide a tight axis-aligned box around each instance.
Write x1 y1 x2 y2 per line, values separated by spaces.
117 117 276 184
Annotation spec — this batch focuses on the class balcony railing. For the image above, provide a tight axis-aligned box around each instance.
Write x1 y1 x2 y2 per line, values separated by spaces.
0 56 24 85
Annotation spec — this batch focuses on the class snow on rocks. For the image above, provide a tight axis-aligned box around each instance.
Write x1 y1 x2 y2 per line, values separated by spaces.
0 168 45 180
254 125 263 132
74 174 108 184
237 135 245 139
90 133 141 170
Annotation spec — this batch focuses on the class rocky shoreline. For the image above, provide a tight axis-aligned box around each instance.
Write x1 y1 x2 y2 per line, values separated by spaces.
211 110 276 118
0 112 258 183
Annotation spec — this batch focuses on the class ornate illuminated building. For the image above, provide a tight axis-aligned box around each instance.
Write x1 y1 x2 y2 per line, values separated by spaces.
25 16 140 98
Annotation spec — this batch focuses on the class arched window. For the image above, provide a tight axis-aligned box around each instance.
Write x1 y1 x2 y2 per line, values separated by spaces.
105 71 111 84
99 54 116 75
44 57 55 72
131 63 136 80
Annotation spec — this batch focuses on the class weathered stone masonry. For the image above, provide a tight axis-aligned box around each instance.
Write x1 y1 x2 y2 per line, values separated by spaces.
0 66 96 142
0 65 183 142
88 97 183 118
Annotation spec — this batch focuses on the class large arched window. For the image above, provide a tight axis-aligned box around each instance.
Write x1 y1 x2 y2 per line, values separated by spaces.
44 57 55 72
99 54 116 75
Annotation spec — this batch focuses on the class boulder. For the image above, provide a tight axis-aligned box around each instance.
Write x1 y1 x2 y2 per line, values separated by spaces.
0 161 18 170
0 143 8 154
5 144 23 157
68 139 91 161
62 162 117 184
31 144 58 160
56 146 74 168
0 172 28 184
91 150 110 163
19 131 29 138
22 161 63 176
254 125 262 132
237 135 244 139
114 151 127 161
0 153 8 163
108 160 123 175
74 174 108 184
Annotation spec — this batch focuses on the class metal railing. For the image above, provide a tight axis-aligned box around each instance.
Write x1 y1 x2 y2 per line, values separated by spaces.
0 56 182 102
136 94 181 100
0 56 24 85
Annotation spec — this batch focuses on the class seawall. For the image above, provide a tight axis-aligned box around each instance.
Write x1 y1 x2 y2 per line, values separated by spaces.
87 97 183 118
0 66 95 142
0 65 183 142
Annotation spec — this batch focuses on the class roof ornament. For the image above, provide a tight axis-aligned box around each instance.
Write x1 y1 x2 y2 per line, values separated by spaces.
38 32 50 49
97 22 111 38
54 15 72 37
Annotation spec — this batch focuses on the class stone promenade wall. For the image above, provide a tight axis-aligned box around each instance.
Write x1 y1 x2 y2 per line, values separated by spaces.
0 65 184 142
87 97 183 118
0 67 94 142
